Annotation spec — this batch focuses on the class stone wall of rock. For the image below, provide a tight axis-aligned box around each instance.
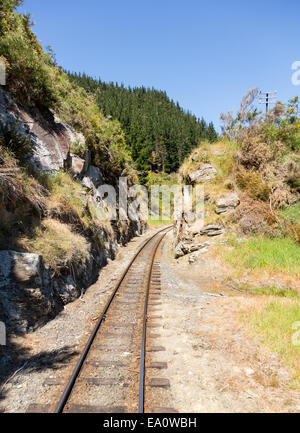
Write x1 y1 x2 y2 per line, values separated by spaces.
0 224 145 334
0 88 71 172
173 164 240 260
0 246 110 333
0 88 147 333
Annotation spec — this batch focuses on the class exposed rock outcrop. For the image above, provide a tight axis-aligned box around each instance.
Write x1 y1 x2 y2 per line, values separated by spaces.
175 241 210 259
69 154 86 177
200 224 225 236
0 87 147 334
0 251 61 333
0 247 113 333
188 248 209 263
215 193 240 214
86 165 104 188
0 88 71 172
188 164 217 183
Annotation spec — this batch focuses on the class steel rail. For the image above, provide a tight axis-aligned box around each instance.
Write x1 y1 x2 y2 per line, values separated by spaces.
138 229 169 413
54 225 172 413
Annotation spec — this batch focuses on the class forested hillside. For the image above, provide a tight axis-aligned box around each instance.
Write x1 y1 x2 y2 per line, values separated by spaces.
68 72 217 173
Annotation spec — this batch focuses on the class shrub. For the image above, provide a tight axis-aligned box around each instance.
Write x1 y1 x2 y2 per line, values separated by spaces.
47 171 86 218
0 120 32 162
0 7 58 108
235 167 271 202
237 135 274 170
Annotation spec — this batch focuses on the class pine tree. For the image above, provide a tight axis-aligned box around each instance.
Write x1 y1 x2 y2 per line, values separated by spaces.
67 72 218 173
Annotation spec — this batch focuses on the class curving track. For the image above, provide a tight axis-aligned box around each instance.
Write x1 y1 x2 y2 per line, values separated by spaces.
53 226 173 414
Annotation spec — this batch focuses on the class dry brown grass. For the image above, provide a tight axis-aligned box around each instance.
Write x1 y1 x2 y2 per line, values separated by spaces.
20 218 91 273
235 166 271 202
0 145 47 216
241 296 300 387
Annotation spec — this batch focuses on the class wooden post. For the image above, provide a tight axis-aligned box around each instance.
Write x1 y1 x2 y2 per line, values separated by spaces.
258 91 277 116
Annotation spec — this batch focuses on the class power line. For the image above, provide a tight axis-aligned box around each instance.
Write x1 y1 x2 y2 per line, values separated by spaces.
258 91 277 114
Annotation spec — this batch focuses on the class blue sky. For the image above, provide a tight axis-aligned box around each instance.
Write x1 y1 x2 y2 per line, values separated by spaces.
19 0 300 130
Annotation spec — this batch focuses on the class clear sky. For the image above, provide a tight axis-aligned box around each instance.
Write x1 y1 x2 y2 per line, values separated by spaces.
19 0 300 130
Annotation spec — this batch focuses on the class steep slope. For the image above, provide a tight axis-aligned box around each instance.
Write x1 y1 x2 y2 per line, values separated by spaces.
0 1 145 333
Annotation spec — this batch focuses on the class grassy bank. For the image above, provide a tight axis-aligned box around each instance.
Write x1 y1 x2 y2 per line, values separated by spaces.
225 236 300 277
242 297 300 387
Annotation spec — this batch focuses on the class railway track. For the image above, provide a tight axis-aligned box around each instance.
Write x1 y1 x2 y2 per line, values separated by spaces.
45 226 175 414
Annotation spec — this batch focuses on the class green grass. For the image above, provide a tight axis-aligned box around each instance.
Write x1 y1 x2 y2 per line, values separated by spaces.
148 217 173 227
281 202 300 224
244 298 300 385
225 235 300 276
239 285 299 298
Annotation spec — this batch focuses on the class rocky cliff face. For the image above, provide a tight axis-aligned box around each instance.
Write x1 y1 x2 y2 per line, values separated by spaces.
0 88 146 333
174 147 239 258
0 88 71 172
174 136 299 261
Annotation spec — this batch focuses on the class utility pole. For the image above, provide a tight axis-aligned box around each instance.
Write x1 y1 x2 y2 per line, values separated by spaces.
259 91 277 114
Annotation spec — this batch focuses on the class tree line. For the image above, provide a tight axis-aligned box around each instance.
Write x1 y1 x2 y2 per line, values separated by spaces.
67 72 217 174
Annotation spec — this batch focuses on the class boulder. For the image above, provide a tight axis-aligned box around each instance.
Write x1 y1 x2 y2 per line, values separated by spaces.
188 248 208 264
200 224 225 236
188 164 217 183
174 242 186 258
174 241 209 258
0 251 61 333
216 193 240 214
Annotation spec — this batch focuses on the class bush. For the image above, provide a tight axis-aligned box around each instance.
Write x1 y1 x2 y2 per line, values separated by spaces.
235 167 271 201
0 11 58 108
0 120 32 162
47 171 86 217
0 144 46 212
